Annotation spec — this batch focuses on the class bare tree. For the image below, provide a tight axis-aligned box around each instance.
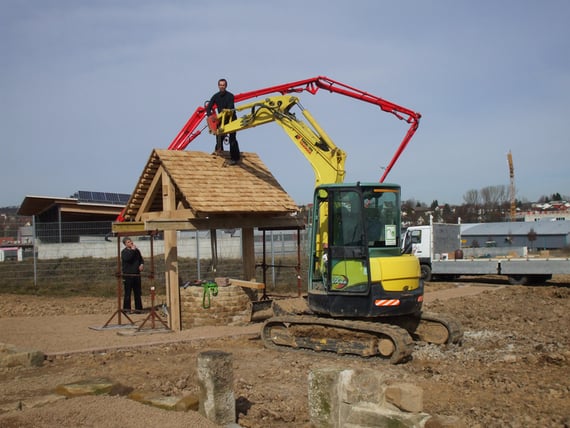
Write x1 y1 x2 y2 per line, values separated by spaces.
479 185 509 221
463 189 480 206
461 189 480 222
480 185 507 207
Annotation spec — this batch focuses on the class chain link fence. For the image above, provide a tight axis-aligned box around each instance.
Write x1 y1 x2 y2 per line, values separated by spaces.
0 221 309 296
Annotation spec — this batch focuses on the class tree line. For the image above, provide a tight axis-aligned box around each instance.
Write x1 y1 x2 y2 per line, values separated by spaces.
402 186 568 225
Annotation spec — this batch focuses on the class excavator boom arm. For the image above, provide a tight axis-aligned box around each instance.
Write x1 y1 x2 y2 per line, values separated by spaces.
215 95 346 187
168 76 420 182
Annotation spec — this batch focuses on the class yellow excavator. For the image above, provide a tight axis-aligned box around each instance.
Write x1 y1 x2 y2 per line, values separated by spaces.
209 94 463 363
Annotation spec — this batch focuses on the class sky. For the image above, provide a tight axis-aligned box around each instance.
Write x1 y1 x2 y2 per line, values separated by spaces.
1 0 569 208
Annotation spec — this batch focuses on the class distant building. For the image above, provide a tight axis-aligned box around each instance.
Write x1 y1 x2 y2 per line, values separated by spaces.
461 221 570 250
17 190 129 243
520 201 570 222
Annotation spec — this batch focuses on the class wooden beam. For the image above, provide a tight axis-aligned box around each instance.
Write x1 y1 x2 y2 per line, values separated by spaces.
141 208 197 221
144 220 197 231
112 222 146 233
242 227 255 281
144 216 303 231
136 165 164 221
226 278 265 290
162 170 181 332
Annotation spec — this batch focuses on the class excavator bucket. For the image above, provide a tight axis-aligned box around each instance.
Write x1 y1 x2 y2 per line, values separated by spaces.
250 299 274 322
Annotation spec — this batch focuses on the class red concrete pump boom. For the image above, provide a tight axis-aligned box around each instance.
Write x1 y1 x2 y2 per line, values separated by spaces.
168 76 420 182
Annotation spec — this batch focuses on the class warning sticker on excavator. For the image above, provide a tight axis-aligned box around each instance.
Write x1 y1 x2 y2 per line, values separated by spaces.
374 299 401 307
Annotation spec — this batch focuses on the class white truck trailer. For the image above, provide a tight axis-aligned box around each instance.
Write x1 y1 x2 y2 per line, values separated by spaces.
402 223 570 285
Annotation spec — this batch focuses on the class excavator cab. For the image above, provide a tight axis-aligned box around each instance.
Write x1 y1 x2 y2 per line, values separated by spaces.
308 183 423 319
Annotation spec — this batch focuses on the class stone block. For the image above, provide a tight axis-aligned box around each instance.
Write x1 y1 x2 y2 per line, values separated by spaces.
0 343 44 367
128 391 199 412
0 394 66 414
175 393 200 411
181 285 253 328
424 415 467 428
308 368 341 427
345 402 428 427
55 378 117 397
197 350 235 425
385 383 424 413
310 368 433 428
129 391 181 410
338 369 388 406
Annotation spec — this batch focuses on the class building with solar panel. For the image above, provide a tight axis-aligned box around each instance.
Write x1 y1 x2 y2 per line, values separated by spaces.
18 190 130 243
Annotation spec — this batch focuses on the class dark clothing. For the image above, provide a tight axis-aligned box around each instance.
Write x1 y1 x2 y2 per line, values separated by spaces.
123 276 142 311
121 247 144 311
206 90 235 115
207 90 241 162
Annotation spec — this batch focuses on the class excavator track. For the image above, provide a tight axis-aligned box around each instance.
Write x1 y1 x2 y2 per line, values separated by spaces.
415 311 464 345
261 315 415 364
393 311 464 345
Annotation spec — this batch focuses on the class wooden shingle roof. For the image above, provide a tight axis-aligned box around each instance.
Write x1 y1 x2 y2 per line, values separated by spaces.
123 149 300 229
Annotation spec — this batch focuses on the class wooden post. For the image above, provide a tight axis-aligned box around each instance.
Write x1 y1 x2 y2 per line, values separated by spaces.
162 171 181 331
242 227 255 281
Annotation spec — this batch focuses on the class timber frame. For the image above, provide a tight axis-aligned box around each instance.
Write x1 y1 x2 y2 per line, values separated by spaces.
113 149 303 331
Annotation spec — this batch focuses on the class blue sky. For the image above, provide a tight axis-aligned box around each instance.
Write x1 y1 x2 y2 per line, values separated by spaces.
1 1 569 207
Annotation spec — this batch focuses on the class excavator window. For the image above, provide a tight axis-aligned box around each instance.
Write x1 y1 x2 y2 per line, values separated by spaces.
362 189 400 248
332 191 363 247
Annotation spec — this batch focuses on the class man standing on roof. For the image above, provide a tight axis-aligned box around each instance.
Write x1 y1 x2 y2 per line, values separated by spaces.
206 78 241 165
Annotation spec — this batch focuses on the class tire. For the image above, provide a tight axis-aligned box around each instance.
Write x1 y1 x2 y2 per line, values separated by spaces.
420 264 432 282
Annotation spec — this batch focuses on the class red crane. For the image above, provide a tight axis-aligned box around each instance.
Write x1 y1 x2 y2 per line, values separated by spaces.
168 76 421 182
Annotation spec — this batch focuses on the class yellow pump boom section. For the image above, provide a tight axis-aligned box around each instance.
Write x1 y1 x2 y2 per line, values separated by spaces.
212 95 347 188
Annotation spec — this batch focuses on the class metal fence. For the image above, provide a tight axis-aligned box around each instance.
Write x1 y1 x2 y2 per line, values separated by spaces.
0 221 310 293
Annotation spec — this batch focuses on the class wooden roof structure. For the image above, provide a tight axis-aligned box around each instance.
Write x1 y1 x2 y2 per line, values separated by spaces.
118 149 302 232
112 148 305 331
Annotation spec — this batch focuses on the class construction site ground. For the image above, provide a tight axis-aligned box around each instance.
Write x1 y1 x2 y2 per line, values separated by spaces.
0 275 569 427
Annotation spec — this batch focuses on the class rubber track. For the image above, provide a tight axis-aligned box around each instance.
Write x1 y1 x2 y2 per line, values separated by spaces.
261 315 415 364
419 311 464 344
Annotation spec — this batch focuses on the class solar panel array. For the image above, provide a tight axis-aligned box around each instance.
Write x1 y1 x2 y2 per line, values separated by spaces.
75 191 130 205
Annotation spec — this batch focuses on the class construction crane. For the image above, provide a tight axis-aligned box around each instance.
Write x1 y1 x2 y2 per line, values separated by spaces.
507 151 516 221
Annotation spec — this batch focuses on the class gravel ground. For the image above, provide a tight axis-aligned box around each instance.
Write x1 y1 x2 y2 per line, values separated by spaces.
0 276 569 427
